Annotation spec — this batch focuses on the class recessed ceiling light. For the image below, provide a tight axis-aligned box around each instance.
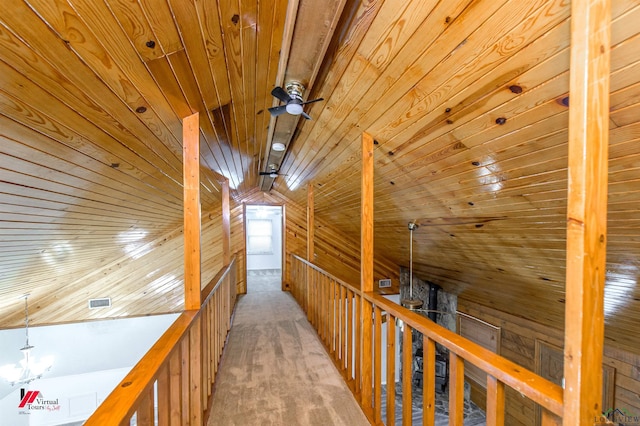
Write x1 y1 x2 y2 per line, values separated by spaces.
272 142 286 151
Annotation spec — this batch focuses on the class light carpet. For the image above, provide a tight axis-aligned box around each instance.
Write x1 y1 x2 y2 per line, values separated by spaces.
207 283 369 425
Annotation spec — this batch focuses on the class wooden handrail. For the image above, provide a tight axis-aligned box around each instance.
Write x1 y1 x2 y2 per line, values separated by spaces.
85 311 198 424
293 254 360 294
289 255 565 422
201 258 236 303
364 292 564 417
85 258 237 426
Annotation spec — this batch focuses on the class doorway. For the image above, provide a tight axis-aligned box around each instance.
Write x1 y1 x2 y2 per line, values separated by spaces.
245 205 283 293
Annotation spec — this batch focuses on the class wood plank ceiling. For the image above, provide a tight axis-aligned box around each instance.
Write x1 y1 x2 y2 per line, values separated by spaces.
1 0 639 353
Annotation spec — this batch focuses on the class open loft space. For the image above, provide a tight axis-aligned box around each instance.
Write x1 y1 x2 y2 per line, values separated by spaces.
0 0 639 424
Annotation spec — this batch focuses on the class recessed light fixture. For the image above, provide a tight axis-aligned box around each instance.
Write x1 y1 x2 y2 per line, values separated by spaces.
272 142 286 151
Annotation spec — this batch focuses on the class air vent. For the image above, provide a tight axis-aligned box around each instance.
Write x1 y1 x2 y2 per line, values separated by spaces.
378 279 392 288
88 298 111 309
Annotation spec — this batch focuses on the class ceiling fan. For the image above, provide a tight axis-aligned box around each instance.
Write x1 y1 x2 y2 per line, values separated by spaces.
268 81 323 120
259 170 287 178
259 164 287 179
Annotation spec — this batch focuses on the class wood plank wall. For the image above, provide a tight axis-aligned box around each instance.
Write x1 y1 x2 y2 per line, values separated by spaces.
15 185 397 327
458 298 640 425
0 207 227 328
235 188 399 293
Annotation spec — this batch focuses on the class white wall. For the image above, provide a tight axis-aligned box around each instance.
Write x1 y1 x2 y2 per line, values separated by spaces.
246 206 282 271
0 368 130 426
0 313 178 424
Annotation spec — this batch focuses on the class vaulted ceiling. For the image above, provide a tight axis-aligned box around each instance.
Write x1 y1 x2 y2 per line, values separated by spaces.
1 0 639 352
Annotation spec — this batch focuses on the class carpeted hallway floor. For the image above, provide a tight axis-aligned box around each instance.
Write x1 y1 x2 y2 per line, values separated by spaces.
207 273 369 426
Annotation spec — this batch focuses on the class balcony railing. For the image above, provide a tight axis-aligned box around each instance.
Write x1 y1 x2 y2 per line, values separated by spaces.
85 258 237 426
290 254 563 425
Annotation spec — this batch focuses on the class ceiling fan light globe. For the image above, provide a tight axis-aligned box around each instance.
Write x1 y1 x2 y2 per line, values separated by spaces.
286 103 304 115
270 173 278 178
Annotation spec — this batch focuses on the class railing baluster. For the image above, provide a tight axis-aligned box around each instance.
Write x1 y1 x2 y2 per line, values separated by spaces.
541 408 563 425
330 279 336 356
204 305 211 398
402 324 413 426
355 293 362 396
423 336 435 426
374 305 382 424
85 260 237 426
486 375 505 426
214 291 220 370
323 275 329 345
157 365 169 426
386 313 396 426
169 346 182 424
339 284 344 368
137 386 155 425
316 271 320 330
449 352 465 426
180 338 190 426
189 320 202 425
347 289 354 385
361 299 373 417
288 256 565 425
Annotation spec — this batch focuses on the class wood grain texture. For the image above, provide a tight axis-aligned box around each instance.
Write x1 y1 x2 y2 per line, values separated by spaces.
563 0 611 424
0 0 639 413
361 132 374 293
184 113 202 310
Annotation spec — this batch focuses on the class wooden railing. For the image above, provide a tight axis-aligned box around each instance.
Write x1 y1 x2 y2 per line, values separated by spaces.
85 258 237 426
290 254 564 425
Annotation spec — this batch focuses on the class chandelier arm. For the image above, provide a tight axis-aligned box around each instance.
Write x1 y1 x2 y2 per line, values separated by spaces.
0 293 53 386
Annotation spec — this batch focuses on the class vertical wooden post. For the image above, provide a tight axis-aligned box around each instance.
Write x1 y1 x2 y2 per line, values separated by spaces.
360 132 374 413
221 180 231 266
183 113 201 310
307 183 314 319
361 132 374 292
564 0 611 424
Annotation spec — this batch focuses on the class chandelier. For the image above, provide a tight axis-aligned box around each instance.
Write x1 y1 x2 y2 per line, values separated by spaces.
0 294 54 386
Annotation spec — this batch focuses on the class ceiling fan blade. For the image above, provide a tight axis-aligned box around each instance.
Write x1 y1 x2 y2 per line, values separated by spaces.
271 86 292 103
301 97 324 106
301 111 312 120
268 105 287 117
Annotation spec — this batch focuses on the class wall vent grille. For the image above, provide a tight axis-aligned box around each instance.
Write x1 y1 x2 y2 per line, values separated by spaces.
88 298 111 309
379 279 392 288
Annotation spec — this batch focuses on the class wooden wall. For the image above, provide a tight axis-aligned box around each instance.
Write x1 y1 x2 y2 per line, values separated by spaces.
0 205 227 328
235 188 400 293
23 182 397 326
458 298 640 425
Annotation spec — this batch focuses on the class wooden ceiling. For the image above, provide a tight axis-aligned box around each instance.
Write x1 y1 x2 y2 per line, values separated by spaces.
1 0 639 352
